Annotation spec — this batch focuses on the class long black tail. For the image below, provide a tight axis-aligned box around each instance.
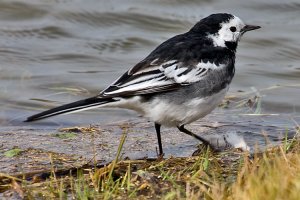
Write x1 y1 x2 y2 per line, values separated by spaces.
25 96 117 122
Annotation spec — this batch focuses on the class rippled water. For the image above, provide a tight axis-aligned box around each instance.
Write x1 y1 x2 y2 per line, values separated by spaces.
1 0 300 130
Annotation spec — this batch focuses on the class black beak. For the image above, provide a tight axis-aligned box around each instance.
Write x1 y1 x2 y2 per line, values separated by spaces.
241 25 261 33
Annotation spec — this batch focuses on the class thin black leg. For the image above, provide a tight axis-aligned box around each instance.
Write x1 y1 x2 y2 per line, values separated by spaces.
155 123 163 156
177 125 211 147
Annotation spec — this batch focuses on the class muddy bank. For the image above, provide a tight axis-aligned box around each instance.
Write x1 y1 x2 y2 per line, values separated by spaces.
0 109 298 176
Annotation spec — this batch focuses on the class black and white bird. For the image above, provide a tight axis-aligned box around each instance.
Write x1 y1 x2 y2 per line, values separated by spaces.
25 13 260 156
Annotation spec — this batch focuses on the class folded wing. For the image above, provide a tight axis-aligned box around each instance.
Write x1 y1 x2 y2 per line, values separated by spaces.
101 58 224 97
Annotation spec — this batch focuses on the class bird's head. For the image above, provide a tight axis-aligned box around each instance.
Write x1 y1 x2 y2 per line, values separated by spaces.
190 13 261 51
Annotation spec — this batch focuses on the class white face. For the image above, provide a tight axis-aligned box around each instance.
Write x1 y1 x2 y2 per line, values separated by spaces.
208 16 246 47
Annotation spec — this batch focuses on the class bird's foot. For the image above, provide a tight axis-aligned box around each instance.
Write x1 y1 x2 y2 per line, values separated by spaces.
157 153 165 161
156 147 165 160
192 143 215 156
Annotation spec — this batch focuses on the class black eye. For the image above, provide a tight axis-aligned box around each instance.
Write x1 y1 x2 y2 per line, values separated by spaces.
230 26 237 32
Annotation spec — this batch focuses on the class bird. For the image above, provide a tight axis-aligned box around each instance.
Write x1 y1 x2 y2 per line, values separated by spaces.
25 13 260 156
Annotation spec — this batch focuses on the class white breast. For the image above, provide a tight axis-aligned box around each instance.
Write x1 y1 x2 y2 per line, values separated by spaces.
141 87 228 127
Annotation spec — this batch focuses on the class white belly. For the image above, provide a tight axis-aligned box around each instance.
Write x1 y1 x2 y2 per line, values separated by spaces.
145 88 228 126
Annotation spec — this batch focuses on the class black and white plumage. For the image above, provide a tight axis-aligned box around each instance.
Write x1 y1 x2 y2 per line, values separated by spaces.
25 13 260 156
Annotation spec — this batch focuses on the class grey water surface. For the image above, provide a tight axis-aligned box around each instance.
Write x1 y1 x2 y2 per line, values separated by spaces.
0 0 300 155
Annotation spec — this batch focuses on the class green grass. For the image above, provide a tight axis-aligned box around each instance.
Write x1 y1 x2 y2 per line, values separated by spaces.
52 132 77 139
4 148 23 158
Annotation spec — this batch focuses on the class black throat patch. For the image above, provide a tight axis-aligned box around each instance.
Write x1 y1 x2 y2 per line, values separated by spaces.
225 41 237 51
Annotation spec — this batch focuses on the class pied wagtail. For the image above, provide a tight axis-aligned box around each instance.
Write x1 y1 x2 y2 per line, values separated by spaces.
25 13 260 156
